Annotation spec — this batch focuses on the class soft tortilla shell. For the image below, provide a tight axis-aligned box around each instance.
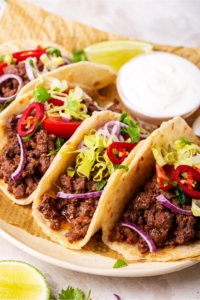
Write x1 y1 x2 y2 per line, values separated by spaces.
32 111 144 249
102 116 200 262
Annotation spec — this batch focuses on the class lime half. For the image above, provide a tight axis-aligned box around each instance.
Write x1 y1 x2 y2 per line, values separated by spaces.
0 260 50 300
84 40 154 73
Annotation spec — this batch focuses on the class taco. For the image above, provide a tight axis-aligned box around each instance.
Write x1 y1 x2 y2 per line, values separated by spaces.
102 116 200 262
32 111 147 249
0 75 121 205
0 39 116 112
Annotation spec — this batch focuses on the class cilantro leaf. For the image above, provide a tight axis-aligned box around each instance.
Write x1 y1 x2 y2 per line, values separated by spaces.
179 137 194 145
53 87 60 92
86 290 91 300
96 179 107 191
69 49 87 63
48 48 62 57
29 59 34 68
22 119 44 141
59 286 90 300
0 98 12 113
33 86 52 104
163 179 186 204
113 259 128 268
47 137 65 156
120 113 140 143
50 296 57 300
115 165 129 172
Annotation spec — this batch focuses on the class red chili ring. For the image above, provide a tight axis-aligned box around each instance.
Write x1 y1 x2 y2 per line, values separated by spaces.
107 142 137 165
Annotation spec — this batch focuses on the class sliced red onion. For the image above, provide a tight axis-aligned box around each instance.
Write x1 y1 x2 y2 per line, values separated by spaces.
11 134 26 181
114 295 121 300
0 74 23 103
95 105 106 111
57 190 103 199
25 57 36 81
118 135 125 142
140 133 149 139
16 114 22 119
104 121 121 138
62 56 72 64
120 122 128 128
62 116 72 122
156 194 193 215
122 221 157 253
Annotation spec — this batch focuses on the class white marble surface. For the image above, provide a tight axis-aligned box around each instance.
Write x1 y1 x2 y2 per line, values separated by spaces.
1 0 200 299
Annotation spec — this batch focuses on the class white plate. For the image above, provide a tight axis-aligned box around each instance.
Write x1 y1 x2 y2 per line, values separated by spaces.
0 219 198 277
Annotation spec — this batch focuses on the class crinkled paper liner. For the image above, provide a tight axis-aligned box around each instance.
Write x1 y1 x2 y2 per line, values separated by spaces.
0 0 200 263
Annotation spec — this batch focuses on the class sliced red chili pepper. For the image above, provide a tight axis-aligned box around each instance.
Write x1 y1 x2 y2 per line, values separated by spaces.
156 163 175 191
13 49 47 62
107 142 137 165
0 62 8 76
174 165 200 199
37 45 44 50
17 102 45 137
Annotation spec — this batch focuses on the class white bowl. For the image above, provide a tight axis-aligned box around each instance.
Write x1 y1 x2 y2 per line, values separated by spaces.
117 52 200 126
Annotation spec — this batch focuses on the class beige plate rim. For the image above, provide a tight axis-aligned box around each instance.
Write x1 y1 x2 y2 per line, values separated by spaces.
0 220 198 277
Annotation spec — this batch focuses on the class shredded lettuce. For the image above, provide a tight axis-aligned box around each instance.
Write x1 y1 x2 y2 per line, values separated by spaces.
40 53 64 71
152 138 200 169
192 199 200 217
61 129 116 181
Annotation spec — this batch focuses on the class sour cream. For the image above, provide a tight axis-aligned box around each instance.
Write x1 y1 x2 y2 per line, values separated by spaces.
117 52 200 119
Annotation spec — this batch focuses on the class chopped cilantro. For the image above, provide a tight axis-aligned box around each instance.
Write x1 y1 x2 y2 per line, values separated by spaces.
163 179 186 204
179 137 194 145
120 113 140 143
22 119 44 141
29 59 34 68
47 137 65 156
115 165 129 172
33 86 52 104
50 296 57 300
53 87 60 92
47 48 62 57
69 49 87 63
0 98 12 113
96 179 107 191
59 286 91 300
113 259 128 268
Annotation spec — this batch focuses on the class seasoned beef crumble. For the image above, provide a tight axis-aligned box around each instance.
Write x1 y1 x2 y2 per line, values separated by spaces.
38 174 100 243
0 114 57 199
110 175 200 254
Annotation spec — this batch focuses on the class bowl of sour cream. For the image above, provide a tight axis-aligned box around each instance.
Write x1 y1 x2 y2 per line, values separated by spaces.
117 52 200 125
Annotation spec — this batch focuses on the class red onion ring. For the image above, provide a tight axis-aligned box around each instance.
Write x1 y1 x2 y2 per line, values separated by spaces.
57 190 103 199
62 56 72 64
114 295 121 300
140 133 149 139
156 194 193 215
25 57 39 81
0 74 23 103
11 134 26 181
62 117 72 122
122 221 157 253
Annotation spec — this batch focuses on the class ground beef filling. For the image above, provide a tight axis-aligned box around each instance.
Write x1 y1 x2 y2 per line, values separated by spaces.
81 98 122 115
38 174 100 243
110 175 200 254
0 114 57 199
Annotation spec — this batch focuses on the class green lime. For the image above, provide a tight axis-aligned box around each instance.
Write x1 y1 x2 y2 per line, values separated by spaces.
84 40 154 73
0 260 50 300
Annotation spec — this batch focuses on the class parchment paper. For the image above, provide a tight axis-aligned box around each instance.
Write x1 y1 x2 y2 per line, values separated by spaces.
0 0 200 263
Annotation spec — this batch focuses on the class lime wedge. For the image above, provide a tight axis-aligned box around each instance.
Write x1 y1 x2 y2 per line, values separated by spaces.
0 260 50 300
84 40 154 73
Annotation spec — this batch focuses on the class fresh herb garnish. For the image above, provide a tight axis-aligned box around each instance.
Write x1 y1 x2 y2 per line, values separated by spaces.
113 259 128 268
33 86 52 104
115 165 129 172
179 137 194 145
53 87 60 92
59 286 91 300
96 179 107 191
47 137 65 156
0 54 5 61
120 113 140 143
0 98 12 112
69 49 87 63
29 59 34 68
47 48 62 57
49 296 57 300
22 119 44 141
163 179 186 204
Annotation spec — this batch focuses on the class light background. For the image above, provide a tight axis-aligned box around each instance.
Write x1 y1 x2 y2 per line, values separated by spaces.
0 0 200 299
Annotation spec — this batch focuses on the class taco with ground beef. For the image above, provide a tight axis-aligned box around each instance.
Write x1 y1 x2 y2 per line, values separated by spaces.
32 111 147 249
0 73 121 205
102 116 200 262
